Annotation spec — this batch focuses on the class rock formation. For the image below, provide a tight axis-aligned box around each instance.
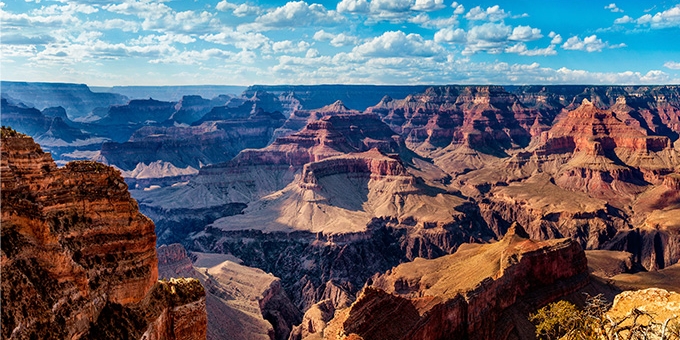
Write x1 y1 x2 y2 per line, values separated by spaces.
316 224 588 340
0 81 128 119
0 127 207 339
99 108 285 171
157 244 301 340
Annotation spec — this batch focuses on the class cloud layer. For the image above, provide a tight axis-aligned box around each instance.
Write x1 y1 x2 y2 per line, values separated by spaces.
0 0 678 85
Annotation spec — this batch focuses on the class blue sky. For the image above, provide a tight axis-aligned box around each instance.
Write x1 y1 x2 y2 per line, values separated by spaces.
1 0 679 85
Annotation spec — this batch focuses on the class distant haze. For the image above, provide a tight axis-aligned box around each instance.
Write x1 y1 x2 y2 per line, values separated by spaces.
91 86 247 102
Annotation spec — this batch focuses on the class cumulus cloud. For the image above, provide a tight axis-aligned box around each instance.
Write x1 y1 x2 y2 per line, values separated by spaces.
664 61 680 70
411 0 445 12
508 25 542 41
1 1 86 27
614 15 634 24
130 33 196 45
505 43 556 56
605 3 623 13
254 1 343 28
562 35 625 52
636 5 680 28
464 5 508 22
352 30 442 58
462 22 511 55
369 0 413 14
272 40 311 53
408 12 458 28
434 27 466 43
336 0 370 13
83 18 141 32
216 1 260 17
548 31 562 44
313 29 360 46
104 0 214 33
451 1 464 14
201 30 271 50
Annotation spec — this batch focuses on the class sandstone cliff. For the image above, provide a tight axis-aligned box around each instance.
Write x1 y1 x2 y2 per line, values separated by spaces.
317 224 589 340
0 127 206 340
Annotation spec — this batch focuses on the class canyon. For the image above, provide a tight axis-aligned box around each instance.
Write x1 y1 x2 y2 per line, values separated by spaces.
2 83 679 340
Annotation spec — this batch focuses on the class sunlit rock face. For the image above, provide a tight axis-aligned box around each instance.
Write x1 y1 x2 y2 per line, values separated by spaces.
0 127 206 340
316 224 589 340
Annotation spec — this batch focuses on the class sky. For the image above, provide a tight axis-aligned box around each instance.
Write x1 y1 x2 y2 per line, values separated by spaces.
1 0 680 86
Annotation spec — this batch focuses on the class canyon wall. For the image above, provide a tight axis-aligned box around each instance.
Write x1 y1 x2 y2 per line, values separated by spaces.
0 127 207 340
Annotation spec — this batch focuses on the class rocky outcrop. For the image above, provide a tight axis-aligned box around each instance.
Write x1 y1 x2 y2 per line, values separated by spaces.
0 127 206 340
319 224 589 340
157 244 301 340
606 288 680 338
300 149 410 187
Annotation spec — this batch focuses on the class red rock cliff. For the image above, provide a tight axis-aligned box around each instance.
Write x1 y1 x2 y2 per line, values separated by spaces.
321 223 589 340
0 127 206 340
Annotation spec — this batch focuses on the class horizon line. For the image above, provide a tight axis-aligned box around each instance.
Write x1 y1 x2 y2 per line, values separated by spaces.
2 80 680 88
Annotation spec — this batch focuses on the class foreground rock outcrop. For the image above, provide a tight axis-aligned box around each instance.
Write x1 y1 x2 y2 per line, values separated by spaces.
157 244 302 340
315 224 589 340
0 127 206 339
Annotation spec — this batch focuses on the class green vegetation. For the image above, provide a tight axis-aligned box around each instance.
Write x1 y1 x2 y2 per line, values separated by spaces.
530 294 680 340
1 126 25 138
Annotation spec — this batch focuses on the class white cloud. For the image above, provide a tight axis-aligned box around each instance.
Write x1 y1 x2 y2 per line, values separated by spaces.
104 0 171 20
369 0 413 14
614 15 634 24
336 0 370 13
1 2 84 27
83 19 141 32
104 1 214 33
605 3 623 13
313 29 360 46
272 40 310 53
505 43 556 56
254 1 343 28
553 68 669 84
636 5 680 28
462 22 511 55
216 1 260 17
201 30 271 50
305 48 320 58
434 27 466 43
149 48 236 65
548 31 562 44
411 0 445 12
664 61 680 70
451 2 464 14
508 25 542 41
562 35 625 52
409 12 458 28
130 33 196 45
464 5 508 22
352 30 442 58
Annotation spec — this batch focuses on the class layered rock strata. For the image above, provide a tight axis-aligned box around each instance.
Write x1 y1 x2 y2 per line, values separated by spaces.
157 244 301 340
318 224 589 340
0 127 206 340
